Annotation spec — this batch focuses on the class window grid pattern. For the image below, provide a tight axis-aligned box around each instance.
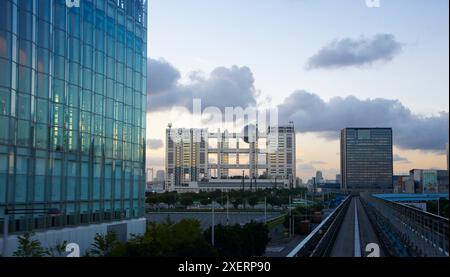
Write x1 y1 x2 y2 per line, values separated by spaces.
0 0 147 233
341 128 393 191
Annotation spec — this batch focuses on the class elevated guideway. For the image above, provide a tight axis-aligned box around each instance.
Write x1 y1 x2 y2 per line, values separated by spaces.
287 194 449 257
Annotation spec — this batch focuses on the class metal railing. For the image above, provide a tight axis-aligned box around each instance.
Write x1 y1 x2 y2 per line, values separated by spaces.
287 195 351 257
362 194 449 257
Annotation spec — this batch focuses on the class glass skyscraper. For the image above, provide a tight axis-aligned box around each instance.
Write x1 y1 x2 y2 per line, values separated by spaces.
0 0 147 247
340 128 393 192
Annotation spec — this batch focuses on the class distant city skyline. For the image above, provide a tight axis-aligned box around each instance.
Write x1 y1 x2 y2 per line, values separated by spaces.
145 0 449 180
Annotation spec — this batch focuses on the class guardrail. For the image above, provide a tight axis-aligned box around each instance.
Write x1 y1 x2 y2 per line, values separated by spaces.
286 195 351 257
363 194 449 257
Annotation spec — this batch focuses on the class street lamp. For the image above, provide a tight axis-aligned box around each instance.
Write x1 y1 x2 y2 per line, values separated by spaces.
207 198 215 246
264 196 268 224
288 195 292 238
226 191 229 226
2 208 61 257
437 197 441 216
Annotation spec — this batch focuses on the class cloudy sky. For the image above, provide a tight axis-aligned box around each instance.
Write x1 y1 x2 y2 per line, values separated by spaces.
146 0 449 180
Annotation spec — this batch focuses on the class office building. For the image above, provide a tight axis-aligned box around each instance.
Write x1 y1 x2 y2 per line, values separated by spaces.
393 175 410 193
315 171 324 184
165 124 296 192
0 0 147 255
317 182 341 192
155 169 165 182
267 124 296 184
437 170 449 193
340 128 393 192
165 127 208 191
296 177 303 187
409 169 449 194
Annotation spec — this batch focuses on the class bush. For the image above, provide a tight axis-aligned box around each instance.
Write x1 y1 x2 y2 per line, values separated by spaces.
13 232 48 257
204 221 270 257
109 219 217 257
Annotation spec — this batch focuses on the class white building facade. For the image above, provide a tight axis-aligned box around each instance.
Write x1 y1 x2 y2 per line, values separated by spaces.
165 124 296 192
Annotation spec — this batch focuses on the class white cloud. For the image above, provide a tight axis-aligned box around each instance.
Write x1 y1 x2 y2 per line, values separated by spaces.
147 59 257 112
306 34 403 70
279 90 449 151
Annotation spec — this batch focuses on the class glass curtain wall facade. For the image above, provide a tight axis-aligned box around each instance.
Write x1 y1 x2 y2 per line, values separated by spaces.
0 0 147 233
340 128 393 192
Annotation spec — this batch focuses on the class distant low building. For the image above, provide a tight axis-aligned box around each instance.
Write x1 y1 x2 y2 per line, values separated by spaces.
170 179 292 193
296 177 303 188
318 182 341 192
393 175 410 193
404 178 416 194
156 170 165 182
146 182 165 194
409 169 449 194
315 171 324 184
306 178 314 190
437 170 449 193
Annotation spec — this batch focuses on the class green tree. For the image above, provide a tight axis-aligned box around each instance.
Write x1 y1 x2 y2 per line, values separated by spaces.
13 232 48 257
180 196 194 208
248 196 260 208
204 224 243 256
294 205 309 215
47 240 68 257
427 199 449 218
162 192 178 208
240 221 270 256
89 231 119 257
109 219 217 257
266 195 280 208
231 198 243 209
204 221 270 257
200 198 212 206
146 193 161 205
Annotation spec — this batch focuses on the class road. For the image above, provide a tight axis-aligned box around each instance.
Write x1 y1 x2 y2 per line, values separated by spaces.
330 197 384 257
265 235 307 257
146 211 280 230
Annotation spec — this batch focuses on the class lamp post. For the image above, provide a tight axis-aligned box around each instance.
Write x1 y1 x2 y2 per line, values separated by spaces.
437 197 440 217
264 196 267 224
209 198 215 246
226 191 229 226
2 208 61 257
288 195 292 238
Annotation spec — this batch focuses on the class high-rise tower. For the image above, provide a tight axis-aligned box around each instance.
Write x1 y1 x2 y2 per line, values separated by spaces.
340 128 393 192
0 0 147 255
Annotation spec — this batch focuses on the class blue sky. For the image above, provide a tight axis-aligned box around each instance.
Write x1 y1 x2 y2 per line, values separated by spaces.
146 0 449 179
148 0 448 112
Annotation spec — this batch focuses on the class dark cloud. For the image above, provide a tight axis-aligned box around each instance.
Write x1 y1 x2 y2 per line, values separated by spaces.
393 154 411 164
279 90 449 151
147 139 164 150
306 34 403 70
147 59 447 153
147 59 181 93
147 59 257 112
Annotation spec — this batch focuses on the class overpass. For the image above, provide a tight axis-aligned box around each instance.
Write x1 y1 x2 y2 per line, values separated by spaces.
287 194 449 257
